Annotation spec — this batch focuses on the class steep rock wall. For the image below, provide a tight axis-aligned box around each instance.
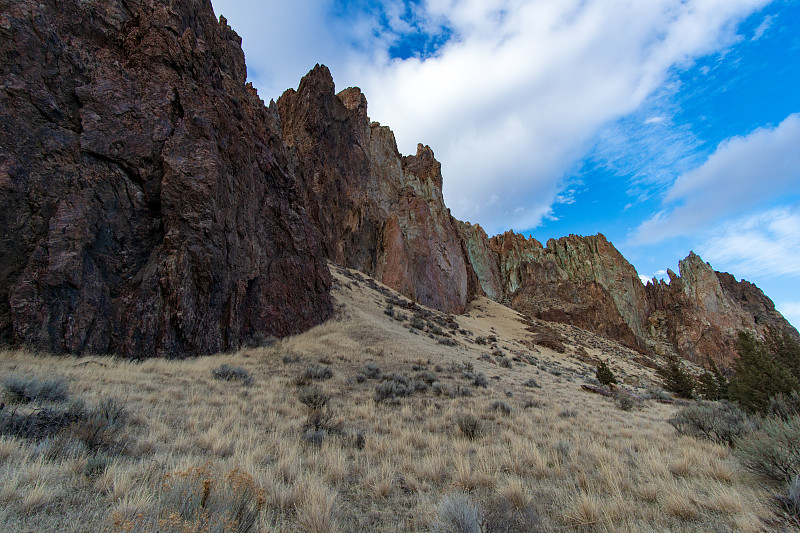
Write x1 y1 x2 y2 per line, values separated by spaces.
0 0 332 356
277 66 479 314
645 252 799 365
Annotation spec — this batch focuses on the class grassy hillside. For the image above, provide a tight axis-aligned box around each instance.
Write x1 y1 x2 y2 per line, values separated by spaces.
0 264 781 531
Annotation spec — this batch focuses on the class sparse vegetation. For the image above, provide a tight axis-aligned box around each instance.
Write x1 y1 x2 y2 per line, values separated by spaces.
523 378 540 389
455 414 481 440
374 373 417 402
483 494 543 533
489 401 512 416
669 400 750 446
211 363 253 384
298 386 330 410
769 391 800 421
432 493 482 533
111 465 263 532
735 415 800 483
0 267 787 532
296 363 334 385
3 375 69 404
613 389 640 411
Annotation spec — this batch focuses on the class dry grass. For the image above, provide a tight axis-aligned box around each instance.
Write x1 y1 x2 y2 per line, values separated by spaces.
0 264 785 532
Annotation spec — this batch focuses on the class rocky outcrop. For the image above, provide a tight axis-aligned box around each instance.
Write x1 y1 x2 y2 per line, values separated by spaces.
482 231 646 350
454 228 798 366
0 0 331 357
277 66 479 313
645 252 799 365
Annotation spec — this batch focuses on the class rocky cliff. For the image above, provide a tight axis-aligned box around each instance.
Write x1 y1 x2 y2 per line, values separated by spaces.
457 227 647 350
458 223 797 365
0 0 331 357
2 0 795 363
645 253 799 365
276 66 479 314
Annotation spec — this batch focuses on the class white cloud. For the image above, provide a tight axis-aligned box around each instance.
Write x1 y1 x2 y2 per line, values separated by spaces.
638 269 670 285
753 14 774 39
631 113 800 244
697 206 800 278
211 0 771 234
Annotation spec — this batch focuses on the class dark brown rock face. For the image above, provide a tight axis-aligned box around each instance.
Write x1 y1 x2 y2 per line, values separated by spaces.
0 0 331 356
645 252 799 365
277 66 479 313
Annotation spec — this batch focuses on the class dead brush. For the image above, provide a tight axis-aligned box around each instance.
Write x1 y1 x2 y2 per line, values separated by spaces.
3 375 69 404
298 387 330 411
455 414 482 440
295 364 334 386
111 465 265 533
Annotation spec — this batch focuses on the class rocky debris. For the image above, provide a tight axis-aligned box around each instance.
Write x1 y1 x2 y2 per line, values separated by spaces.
277 66 479 314
0 0 331 356
581 384 613 397
645 252 799 366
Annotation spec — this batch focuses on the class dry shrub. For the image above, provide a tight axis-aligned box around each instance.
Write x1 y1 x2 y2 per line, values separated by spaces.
735 416 800 482
776 475 800 524
489 401 512 416
72 397 128 453
298 387 330 411
431 493 482 533
112 465 264 533
295 479 339 533
374 374 415 403
668 400 751 446
455 414 481 440
613 389 641 411
211 364 253 385
483 494 543 533
3 375 69 403
298 364 334 385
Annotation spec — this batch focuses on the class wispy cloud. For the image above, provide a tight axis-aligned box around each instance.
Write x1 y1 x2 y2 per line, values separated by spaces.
697 206 800 278
638 269 669 285
211 0 771 234
631 113 800 245
752 14 774 39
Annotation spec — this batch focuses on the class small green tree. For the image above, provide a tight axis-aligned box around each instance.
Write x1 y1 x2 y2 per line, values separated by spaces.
595 359 617 386
696 359 728 401
728 331 800 414
656 354 696 399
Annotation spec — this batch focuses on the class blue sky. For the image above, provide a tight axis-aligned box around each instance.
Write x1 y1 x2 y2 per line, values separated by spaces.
211 0 800 328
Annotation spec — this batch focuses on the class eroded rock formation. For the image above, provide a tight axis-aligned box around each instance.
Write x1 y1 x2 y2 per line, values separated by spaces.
645 253 799 365
276 66 479 314
0 0 331 357
457 225 797 364
459 229 647 350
